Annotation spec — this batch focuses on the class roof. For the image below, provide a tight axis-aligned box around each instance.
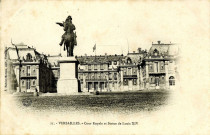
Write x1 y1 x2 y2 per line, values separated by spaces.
125 53 143 64
47 55 61 67
76 55 125 65
148 41 178 57
7 48 36 60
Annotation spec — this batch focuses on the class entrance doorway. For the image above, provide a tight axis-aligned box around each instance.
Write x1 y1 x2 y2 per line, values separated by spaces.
88 82 92 92
155 77 160 89
100 82 104 91
26 79 31 92
94 82 98 91
128 79 132 90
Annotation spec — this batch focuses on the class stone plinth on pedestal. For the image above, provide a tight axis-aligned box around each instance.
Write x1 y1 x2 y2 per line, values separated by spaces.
57 57 79 93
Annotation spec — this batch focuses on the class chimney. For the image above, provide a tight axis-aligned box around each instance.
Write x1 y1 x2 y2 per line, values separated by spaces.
138 48 141 53
105 53 107 55
133 51 135 53
158 41 161 44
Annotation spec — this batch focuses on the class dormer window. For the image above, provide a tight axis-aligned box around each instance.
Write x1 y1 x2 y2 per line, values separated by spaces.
127 57 132 64
153 49 159 56
26 53 32 61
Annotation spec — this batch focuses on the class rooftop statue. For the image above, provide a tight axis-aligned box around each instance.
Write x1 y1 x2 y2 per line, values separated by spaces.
56 16 77 57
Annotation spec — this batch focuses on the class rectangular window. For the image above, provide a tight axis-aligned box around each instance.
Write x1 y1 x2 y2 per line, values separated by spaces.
94 65 97 70
33 68 36 74
114 73 117 80
26 79 30 89
109 73 112 80
91 73 94 79
100 72 102 79
161 65 164 70
32 80 36 86
133 68 137 75
155 62 158 72
80 74 83 80
27 66 30 76
94 73 97 79
88 65 91 70
123 68 127 75
133 79 137 85
98 73 101 79
100 64 103 70
128 68 131 75
150 65 153 70
150 77 155 83
123 79 128 86
22 80 25 86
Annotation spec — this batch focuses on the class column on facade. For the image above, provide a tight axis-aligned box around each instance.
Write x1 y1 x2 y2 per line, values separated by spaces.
120 69 123 91
139 67 144 89
83 73 86 91
106 72 109 91
92 82 94 91
146 62 149 89
137 67 140 90
16 66 21 92
117 71 119 91
98 81 100 92
107 72 109 91
165 61 169 89
36 66 40 92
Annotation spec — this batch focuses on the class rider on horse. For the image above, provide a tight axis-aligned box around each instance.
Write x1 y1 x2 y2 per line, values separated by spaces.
56 15 77 56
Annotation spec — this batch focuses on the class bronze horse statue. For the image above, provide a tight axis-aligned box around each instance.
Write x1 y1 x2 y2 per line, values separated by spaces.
56 16 77 57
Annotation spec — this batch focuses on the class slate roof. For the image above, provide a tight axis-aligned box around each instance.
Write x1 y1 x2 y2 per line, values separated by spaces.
7 48 36 60
76 55 125 65
6 43 48 63
148 41 178 57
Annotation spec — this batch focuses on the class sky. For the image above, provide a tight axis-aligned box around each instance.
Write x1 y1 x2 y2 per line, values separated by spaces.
1 1 209 57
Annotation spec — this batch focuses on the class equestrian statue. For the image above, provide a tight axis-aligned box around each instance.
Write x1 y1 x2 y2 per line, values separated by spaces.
56 15 77 57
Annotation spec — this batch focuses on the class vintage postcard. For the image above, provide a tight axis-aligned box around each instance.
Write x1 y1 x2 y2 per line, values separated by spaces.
1 0 209 134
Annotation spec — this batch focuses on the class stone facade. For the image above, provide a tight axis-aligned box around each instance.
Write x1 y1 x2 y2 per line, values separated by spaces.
141 41 179 90
4 41 178 93
119 49 147 91
76 48 148 92
5 43 53 93
76 55 124 92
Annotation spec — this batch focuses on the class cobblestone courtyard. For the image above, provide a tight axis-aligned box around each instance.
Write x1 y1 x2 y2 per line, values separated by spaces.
14 90 170 113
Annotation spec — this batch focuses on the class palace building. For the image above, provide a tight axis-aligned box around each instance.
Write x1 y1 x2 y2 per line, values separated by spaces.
141 41 179 89
76 54 125 92
5 43 53 93
4 41 179 93
118 48 147 91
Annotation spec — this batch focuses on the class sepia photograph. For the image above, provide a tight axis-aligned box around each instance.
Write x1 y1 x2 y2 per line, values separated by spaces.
1 0 209 134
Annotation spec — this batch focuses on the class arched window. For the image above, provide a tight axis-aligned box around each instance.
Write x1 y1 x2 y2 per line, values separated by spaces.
169 76 175 86
153 49 159 56
127 57 132 64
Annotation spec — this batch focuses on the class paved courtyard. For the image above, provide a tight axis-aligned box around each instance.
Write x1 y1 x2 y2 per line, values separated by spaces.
14 90 170 113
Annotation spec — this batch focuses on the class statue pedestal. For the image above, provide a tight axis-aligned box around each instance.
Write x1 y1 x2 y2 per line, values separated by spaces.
57 57 79 94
